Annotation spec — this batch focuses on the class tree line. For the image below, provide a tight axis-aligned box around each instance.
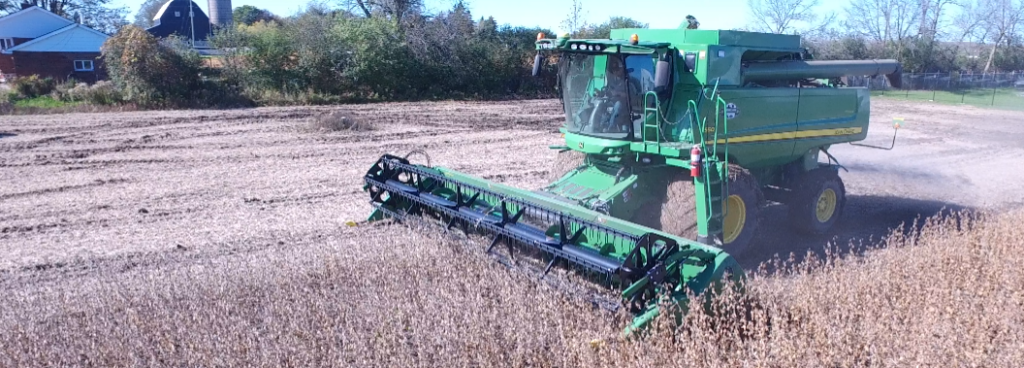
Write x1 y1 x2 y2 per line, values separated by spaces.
3 0 1021 109
744 0 1024 73
93 1 563 108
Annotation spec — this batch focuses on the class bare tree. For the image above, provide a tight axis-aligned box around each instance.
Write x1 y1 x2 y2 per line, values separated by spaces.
560 0 588 36
918 0 958 39
0 0 128 34
912 0 959 70
842 0 923 58
338 0 423 25
954 0 989 42
745 0 824 34
133 0 164 28
973 0 1024 71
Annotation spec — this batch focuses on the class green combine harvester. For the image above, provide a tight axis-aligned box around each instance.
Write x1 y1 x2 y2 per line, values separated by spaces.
361 22 901 333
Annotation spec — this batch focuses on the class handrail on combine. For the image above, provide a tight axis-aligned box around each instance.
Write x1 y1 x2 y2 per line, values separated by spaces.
642 91 662 145
713 80 729 218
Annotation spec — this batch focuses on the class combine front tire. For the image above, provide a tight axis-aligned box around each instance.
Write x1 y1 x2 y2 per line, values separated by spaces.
630 171 699 240
718 164 762 256
631 165 763 258
787 168 846 235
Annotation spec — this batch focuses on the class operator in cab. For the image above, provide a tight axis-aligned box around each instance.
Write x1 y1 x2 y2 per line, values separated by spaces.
601 56 651 137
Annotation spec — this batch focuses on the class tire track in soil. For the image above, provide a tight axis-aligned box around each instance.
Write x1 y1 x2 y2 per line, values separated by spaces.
1 97 1022 298
0 100 567 274
0 178 131 201
0 224 375 290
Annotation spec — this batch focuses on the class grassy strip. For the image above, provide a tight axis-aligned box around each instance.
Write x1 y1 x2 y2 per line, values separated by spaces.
872 88 1024 110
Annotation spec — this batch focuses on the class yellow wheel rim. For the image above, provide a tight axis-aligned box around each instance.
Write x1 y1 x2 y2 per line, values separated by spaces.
722 194 746 244
815 189 837 223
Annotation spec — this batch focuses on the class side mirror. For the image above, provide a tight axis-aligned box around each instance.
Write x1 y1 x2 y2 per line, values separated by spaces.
654 59 670 91
532 52 543 77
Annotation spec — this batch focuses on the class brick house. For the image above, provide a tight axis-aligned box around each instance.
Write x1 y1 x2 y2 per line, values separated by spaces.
0 5 110 83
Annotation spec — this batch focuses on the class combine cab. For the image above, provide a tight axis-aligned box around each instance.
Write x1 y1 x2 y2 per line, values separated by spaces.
361 23 901 333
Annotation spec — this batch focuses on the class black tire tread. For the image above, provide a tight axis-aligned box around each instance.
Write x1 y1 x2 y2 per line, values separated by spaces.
787 167 846 235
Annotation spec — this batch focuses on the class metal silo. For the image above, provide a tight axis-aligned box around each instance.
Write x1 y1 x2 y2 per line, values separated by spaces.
207 0 232 27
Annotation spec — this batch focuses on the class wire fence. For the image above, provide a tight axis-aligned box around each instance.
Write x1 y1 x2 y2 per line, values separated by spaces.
846 71 1024 110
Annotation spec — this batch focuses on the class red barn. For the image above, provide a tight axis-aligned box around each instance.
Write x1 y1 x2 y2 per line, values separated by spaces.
0 5 110 83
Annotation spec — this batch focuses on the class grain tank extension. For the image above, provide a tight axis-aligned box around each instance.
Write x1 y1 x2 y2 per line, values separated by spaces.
359 26 901 333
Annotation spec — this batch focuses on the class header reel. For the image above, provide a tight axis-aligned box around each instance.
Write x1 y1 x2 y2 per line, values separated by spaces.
362 154 742 328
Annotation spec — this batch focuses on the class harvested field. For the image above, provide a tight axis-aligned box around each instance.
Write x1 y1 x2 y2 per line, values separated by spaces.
1 98 1023 366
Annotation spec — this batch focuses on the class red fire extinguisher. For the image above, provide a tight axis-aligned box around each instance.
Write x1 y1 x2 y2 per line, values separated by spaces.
690 145 702 177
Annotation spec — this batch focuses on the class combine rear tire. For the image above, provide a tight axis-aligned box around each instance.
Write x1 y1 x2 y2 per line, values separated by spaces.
787 168 846 235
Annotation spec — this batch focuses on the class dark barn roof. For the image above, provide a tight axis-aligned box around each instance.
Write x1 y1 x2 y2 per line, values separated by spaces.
146 0 212 42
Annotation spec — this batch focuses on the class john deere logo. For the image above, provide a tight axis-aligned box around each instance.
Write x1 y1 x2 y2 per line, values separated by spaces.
578 142 584 149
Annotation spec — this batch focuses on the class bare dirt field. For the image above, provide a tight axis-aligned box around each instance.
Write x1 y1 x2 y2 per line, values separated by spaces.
1 97 1022 272
1 98 1023 366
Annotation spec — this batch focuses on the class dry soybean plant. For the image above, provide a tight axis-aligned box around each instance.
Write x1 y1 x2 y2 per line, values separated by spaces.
310 110 374 132
0 209 1022 367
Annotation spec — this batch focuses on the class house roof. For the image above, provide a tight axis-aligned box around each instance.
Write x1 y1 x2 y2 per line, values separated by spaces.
0 5 75 39
2 23 109 54
153 1 173 21
146 0 212 41
153 0 206 22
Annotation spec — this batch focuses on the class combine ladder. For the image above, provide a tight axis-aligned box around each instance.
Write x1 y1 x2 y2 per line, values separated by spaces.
688 81 729 245
641 93 663 153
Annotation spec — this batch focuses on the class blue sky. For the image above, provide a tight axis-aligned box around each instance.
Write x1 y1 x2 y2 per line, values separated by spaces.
110 0 851 32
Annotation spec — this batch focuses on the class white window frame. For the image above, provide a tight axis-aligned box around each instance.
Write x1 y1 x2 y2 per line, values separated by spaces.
74 60 94 72
0 38 13 51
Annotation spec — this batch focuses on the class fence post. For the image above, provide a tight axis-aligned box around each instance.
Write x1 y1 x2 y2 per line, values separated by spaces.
992 84 998 106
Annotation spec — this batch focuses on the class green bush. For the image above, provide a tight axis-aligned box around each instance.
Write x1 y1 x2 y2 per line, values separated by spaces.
206 5 557 105
76 81 123 105
90 4 561 108
11 75 56 98
101 26 204 107
49 78 78 101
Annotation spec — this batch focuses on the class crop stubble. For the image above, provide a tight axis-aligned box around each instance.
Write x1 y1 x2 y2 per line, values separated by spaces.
1 98 1023 366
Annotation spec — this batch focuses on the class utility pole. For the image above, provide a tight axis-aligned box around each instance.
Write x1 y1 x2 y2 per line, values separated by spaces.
189 1 196 48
